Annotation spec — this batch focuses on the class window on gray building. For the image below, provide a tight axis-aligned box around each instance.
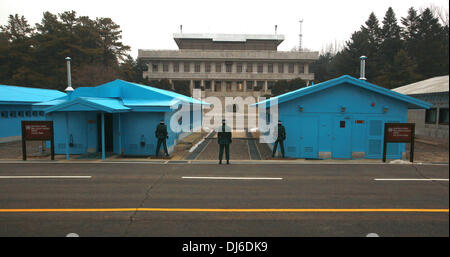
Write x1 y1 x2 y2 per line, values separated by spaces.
237 63 242 73
173 62 179 72
195 62 201 72
205 62 211 73
246 81 253 90
237 81 243 91
247 63 253 73
215 81 222 91
194 81 201 89
152 63 158 72
226 81 232 92
298 63 304 74
425 108 437 124
278 63 284 73
205 81 211 90
163 63 169 72
288 63 294 73
257 63 263 73
268 63 273 73
184 63 190 72
215 63 222 73
268 81 275 90
226 62 232 73
256 81 264 91
439 108 449 124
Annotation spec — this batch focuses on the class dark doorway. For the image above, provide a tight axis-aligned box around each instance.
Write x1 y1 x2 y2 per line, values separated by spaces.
97 113 114 152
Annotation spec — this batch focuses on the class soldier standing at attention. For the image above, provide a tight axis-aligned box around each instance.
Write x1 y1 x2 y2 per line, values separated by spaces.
272 120 286 158
155 119 169 157
218 119 232 164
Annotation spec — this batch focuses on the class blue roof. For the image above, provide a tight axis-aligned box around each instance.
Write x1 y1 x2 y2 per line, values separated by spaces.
0 84 66 104
38 79 209 113
44 97 130 113
252 75 432 109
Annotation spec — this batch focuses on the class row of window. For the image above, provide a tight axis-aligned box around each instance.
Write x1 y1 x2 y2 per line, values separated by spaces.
193 81 275 92
0 110 45 118
425 107 449 125
151 62 305 74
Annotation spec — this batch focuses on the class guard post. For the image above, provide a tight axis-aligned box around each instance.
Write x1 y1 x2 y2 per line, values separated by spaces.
21 121 55 161
383 123 415 163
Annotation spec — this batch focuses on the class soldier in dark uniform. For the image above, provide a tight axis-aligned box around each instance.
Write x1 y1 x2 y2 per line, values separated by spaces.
272 120 286 158
155 120 169 157
218 119 232 164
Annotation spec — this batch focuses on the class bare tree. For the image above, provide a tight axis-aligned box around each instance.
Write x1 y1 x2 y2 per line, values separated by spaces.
421 4 449 26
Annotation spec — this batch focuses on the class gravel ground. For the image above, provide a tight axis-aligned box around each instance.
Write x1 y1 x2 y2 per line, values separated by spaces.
0 140 50 159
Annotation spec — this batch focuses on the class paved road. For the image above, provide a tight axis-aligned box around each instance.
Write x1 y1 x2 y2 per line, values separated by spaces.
0 163 448 237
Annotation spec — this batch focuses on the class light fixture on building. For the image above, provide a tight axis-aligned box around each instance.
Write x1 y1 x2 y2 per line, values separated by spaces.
298 105 304 112
383 106 389 113
140 135 146 147
341 106 346 113
69 134 74 147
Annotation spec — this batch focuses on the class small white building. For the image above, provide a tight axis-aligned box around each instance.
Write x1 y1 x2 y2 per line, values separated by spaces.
393 75 449 142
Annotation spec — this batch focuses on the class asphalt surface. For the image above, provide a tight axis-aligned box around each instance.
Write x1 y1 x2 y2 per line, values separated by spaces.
0 162 448 237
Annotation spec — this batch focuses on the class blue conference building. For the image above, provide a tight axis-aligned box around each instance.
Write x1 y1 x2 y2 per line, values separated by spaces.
255 75 432 159
1 79 206 159
0 85 66 143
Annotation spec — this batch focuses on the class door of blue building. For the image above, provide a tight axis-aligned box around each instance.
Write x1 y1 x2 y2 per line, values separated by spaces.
332 117 352 159
97 113 114 152
299 117 319 158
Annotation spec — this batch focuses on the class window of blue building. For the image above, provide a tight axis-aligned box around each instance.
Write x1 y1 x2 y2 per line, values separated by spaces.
1 111 8 118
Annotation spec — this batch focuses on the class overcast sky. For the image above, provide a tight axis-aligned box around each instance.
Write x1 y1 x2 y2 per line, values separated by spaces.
1 0 448 58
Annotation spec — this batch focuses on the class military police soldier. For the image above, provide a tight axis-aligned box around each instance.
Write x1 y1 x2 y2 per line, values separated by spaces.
218 119 232 164
155 119 169 157
272 120 286 158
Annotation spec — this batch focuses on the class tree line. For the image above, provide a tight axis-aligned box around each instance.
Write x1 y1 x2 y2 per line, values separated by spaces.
0 11 191 95
310 6 449 89
1 7 448 97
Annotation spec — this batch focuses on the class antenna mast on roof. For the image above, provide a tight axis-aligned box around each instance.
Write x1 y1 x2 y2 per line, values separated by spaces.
180 25 182 34
299 19 303 52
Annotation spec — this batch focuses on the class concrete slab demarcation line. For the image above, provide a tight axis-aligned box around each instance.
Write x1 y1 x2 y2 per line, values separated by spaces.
0 208 447 213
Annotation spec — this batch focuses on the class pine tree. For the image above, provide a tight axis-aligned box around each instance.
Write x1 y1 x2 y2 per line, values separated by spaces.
401 7 421 56
415 8 448 78
380 7 403 64
361 12 382 81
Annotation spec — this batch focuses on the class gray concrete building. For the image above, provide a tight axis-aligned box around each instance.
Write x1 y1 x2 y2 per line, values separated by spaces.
393 75 449 143
138 33 319 98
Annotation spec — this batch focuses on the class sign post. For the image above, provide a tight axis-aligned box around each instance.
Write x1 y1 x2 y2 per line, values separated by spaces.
383 123 415 163
21 121 55 161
